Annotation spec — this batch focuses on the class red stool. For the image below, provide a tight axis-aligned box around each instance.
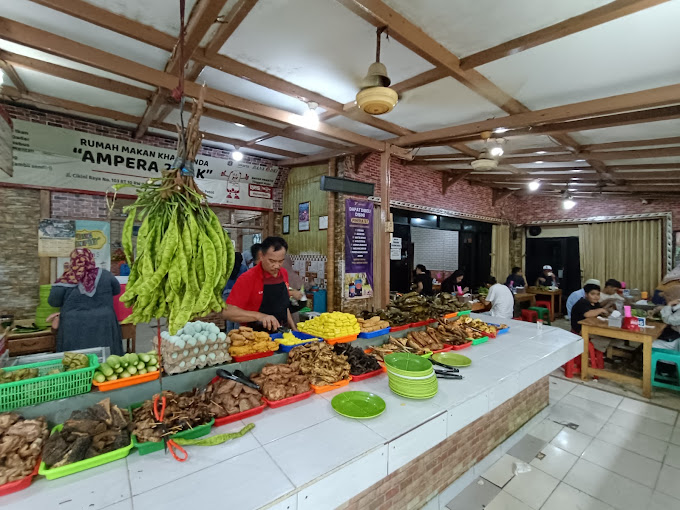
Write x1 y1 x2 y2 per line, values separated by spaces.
535 300 552 313
563 339 604 378
521 309 539 323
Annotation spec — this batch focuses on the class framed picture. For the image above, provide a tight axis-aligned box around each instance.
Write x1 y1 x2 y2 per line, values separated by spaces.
674 231 680 267
298 202 310 232
319 215 328 230
282 215 290 235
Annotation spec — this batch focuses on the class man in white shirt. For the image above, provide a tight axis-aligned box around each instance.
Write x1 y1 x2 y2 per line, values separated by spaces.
480 276 514 319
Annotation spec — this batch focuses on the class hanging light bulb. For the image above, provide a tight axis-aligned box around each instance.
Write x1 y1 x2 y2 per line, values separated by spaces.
231 145 244 162
302 101 319 129
489 146 504 157
528 180 541 191
562 198 576 210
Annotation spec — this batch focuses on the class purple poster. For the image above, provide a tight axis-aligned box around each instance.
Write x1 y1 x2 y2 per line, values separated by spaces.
344 199 374 299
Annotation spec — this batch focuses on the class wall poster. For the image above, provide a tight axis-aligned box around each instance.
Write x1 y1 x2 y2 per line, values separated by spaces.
4 119 280 209
298 202 310 232
344 198 374 300
282 215 290 234
57 220 111 273
38 219 75 257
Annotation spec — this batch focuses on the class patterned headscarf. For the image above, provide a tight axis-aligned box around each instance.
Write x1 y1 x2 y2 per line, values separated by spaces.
55 248 101 296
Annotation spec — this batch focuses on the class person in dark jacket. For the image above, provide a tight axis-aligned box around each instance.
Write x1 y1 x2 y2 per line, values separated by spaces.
48 248 123 355
414 264 433 296
441 269 468 294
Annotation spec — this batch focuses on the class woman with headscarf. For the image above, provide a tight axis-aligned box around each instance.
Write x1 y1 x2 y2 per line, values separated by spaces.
48 248 123 355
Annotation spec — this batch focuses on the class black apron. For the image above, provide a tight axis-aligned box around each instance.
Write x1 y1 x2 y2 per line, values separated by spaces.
252 281 289 331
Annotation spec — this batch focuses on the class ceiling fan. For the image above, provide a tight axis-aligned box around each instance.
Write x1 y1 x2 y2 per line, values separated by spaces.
468 131 510 171
356 27 398 116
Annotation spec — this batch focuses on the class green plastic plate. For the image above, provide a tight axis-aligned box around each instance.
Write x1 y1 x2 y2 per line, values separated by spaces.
331 391 386 419
432 352 472 367
39 424 133 480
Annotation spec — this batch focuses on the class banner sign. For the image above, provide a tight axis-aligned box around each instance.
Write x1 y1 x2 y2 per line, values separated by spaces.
3 120 280 209
64 220 111 271
344 198 374 300
0 106 12 177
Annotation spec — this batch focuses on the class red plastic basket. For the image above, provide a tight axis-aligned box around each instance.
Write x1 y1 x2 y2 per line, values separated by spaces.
263 389 313 408
231 350 276 363
0 458 40 497
389 324 411 332
431 345 453 354
213 403 266 427
350 368 384 382
409 320 430 328
450 342 472 350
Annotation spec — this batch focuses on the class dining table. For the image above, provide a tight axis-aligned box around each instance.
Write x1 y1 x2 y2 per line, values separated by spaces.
527 287 562 322
579 317 667 398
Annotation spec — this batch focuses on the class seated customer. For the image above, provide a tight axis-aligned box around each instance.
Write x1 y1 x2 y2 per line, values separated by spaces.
480 276 514 319
566 279 601 318
600 279 624 308
570 283 610 335
536 265 558 287
505 267 527 289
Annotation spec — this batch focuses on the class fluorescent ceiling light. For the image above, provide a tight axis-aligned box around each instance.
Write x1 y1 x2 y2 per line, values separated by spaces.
234 122 245 128
535 151 547 154
302 101 319 129
493 127 508 134
535 161 544 164
528 180 541 191
562 198 576 210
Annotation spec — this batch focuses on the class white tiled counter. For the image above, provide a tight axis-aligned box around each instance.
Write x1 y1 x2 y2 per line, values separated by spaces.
2 316 581 510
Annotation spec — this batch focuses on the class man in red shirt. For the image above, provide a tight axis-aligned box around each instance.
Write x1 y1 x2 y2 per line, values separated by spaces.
223 237 297 331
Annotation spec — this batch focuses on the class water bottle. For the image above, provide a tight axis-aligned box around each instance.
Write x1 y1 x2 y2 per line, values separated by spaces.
537 319 544 333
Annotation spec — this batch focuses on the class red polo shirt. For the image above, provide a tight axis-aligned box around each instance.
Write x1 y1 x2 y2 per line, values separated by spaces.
226 263 289 312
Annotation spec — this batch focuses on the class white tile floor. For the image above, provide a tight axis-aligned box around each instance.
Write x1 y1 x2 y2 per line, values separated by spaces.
447 377 680 510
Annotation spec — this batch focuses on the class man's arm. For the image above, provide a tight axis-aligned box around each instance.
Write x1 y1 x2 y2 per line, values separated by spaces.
583 307 608 318
222 304 280 331
287 309 297 331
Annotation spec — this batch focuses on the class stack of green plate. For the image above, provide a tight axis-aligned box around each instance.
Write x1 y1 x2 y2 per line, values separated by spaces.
384 353 438 399
36 284 59 329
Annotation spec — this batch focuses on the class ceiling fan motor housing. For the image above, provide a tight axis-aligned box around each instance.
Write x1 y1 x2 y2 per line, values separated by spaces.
470 158 499 171
356 61 398 115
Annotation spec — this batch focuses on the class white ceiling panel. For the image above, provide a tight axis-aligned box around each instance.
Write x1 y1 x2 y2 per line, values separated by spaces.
193 104 289 130
199 67 314 115
478 2 680 110
164 108 268 141
511 161 592 169
219 0 434 104
413 146 459 155
83 0 198 36
569 119 680 145
323 116 393 140
14 68 148 117
384 0 613 57
0 0 171 70
255 136 325 155
0 40 156 91
467 134 562 152
380 77 507 132
607 157 680 165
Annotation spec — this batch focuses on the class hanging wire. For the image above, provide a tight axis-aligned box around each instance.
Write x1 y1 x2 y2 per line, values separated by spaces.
376 26 388 62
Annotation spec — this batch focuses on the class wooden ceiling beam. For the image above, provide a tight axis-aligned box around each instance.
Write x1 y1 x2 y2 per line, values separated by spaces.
501 146 680 164
581 136 680 151
135 0 230 138
468 171 680 182
0 17 385 150
0 51 152 100
28 0 177 51
0 85 305 159
280 146 370 167
460 0 671 69
392 84 680 147
0 58 28 95
608 163 680 170
391 68 448 95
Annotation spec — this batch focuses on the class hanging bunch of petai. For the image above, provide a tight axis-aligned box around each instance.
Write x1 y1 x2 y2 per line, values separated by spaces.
118 88 234 334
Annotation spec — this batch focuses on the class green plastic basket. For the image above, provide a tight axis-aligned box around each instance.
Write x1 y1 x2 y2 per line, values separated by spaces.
129 403 214 455
39 424 133 480
0 354 99 412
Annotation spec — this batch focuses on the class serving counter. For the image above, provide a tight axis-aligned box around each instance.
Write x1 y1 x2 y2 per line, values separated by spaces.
3 315 581 510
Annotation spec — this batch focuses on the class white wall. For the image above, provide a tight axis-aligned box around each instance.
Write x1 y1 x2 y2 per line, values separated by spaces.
411 226 459 271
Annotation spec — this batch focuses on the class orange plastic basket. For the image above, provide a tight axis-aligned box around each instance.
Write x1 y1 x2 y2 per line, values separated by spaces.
324 334 359 346
92 370 159 392
310 377 351 394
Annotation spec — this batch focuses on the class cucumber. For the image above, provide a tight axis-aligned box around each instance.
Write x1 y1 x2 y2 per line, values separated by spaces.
100 364 114 377
138 368 148 375
106 355 122 367
147 366 159 372
120 372 131 378
127 365 138 375
106 374 118 381
139 353 150 363
147 357 158 366
115 366 124 374
128 353 139 364
136 362 145 370
94 372 106 383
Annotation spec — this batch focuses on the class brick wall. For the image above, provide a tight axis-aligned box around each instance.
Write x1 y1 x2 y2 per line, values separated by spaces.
0 188 42 318
337 377 549 510
512 195 680 229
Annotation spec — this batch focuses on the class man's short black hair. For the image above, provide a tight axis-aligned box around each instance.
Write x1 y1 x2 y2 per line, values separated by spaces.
250 243 262 261
261 236 288 253
486 276 497 285
584 283 601 294
604 279 622 289
512 266 521 274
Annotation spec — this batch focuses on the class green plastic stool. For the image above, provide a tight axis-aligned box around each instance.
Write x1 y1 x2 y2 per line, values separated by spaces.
651 347 680 391
528 307 551 325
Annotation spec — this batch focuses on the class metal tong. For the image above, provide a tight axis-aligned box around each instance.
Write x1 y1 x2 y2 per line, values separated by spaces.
428 359 463 379
216 368 260 390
